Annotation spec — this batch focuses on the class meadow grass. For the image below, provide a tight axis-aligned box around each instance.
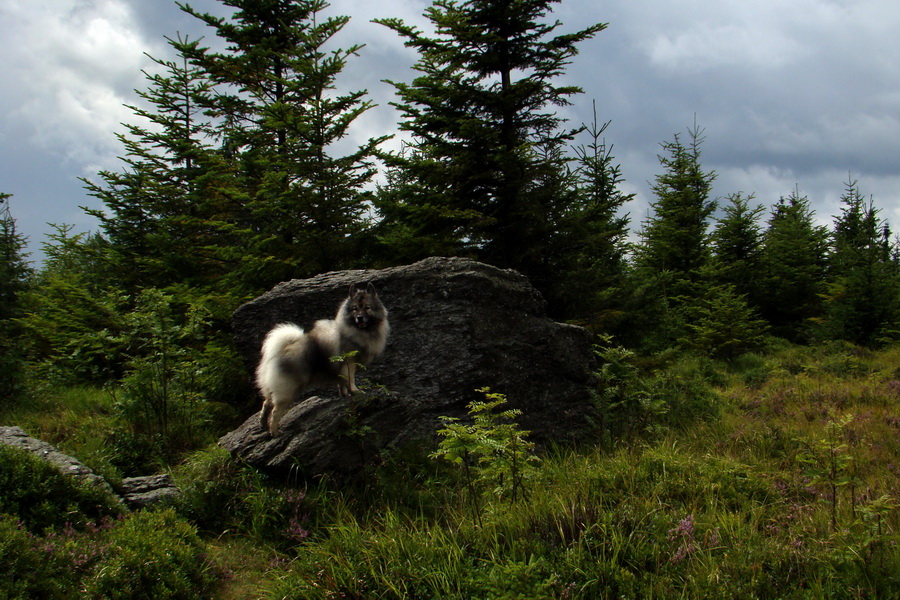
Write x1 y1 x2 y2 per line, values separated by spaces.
4 385 126 481
2 343 898 598
256 343 899 599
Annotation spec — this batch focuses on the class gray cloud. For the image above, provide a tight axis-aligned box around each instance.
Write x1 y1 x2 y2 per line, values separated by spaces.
3 0 899 263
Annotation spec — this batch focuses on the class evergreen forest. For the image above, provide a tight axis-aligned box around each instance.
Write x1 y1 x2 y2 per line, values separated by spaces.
1 1 898 598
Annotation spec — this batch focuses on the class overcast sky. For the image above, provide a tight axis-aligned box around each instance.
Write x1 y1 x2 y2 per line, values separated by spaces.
2 0 899 265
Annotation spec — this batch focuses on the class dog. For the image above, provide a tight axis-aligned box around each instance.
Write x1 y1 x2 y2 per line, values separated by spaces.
256 283 390 436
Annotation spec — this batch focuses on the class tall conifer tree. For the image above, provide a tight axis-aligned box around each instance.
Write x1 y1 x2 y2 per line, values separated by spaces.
0 194 32 399
759 189 829 341
632 123 716 349
636 123 716 328
374 0 606 292
556 111 633 323
0 194 30 320
711 192 765 311
84 34 218 292
181 0 387 291
638 123 717 290
822 178 899 345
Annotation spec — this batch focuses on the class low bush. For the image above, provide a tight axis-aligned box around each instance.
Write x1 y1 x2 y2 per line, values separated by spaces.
173 446 311 549
0 444 122 533
0 510 219 600
0 443 218 599
83 509 218 600
593 341 720 444
0 514 66 599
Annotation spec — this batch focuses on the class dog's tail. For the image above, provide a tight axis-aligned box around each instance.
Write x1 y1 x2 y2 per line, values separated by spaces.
259 323 305 360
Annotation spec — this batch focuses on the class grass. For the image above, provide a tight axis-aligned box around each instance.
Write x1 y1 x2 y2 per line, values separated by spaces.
263 441 893 599
2 342 898 598
4 385 127 482
204 536 281 600
255 343 899 599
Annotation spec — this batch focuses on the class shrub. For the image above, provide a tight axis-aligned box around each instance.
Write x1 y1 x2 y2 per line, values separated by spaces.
432 388 540 522
0 444 122 533
112 289 215 459
0 446 215 598
0 514 66 599
173 446 311 548
679 284 769 359
592 341 650 444
17 270 128 384
82 509 217 600
593 341 719 444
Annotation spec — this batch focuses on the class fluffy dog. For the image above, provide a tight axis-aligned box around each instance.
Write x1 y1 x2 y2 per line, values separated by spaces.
256 283 389 436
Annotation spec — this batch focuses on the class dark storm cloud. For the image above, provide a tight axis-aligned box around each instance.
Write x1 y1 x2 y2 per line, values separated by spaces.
3 0 899 261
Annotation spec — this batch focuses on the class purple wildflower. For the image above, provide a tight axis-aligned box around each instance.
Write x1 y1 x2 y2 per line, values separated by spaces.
668 514 695 541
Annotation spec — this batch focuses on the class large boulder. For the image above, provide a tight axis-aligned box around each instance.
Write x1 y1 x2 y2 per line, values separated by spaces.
221 256 597 475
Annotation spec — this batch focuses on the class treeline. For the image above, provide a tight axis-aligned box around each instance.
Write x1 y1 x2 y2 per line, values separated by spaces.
2 0 900 410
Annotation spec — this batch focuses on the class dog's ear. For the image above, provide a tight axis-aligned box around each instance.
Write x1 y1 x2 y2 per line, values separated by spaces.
366 282 377 296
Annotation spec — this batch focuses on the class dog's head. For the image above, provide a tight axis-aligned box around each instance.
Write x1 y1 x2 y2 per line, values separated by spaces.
345 283 383 329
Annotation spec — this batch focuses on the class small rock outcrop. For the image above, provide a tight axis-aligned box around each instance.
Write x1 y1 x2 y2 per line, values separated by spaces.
119 474 181 509
0 425 180 510
0 425 118 498
223 257 598 475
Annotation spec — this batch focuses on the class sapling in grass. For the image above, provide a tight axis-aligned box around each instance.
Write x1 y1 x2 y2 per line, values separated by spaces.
797 413 857 532
432 388 540 524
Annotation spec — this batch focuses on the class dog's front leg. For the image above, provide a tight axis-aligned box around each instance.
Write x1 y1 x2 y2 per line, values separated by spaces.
338 360 358 396
268 401 289 437
346 360 359 394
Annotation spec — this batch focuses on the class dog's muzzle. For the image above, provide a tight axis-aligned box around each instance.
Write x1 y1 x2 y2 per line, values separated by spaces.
355 315 369 328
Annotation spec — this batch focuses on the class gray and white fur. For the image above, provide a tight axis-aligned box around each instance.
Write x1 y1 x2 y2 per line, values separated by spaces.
256 283 389 436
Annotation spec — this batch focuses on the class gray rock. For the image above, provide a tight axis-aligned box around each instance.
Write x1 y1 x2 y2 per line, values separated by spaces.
120 474 181 509
223 256 597 475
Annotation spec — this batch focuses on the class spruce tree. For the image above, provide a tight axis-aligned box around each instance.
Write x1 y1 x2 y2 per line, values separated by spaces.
181 0 387 291
374 0 606 292
759 188 829 342
16 225 125 384
822 178 899 345
634 123 716 349
0 195 30 321
83 34 219 293
556 109 633 323
711 192 766 311
0 194 32 400
638 123 717 290
680 282 768 359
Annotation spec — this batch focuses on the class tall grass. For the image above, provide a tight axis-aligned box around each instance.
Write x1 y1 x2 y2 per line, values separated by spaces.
4 386 127 481
2 342 898 598
257 344 899 599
